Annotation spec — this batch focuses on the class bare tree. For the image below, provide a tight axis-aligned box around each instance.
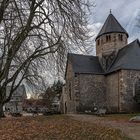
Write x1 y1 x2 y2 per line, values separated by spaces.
0 0 93 117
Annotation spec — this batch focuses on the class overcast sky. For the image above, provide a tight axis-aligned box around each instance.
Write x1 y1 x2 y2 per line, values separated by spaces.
90 0 140 41
45 1 140 85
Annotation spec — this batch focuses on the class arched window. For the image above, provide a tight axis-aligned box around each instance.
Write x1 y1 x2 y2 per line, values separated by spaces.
101 39 103 44
108 35 111 41
106 35 108 42
69 82 72 100
120 35 123 41
118 34 123 41
134 79 140 103
106 35 111 42
97 39 100 45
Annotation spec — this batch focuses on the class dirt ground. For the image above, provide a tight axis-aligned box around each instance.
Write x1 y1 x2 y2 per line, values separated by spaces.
69 114 140 140
0 115 129 140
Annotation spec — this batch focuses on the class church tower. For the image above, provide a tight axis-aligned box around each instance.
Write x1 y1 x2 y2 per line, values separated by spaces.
96 12 129 70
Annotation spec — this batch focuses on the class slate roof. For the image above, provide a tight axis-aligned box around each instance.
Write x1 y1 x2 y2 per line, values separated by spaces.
68 39 140 75
68 53 104 74
108 39 140 73
96 13 128 40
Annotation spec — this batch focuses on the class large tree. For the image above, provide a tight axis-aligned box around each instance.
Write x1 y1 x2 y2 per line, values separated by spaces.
0 0 92 117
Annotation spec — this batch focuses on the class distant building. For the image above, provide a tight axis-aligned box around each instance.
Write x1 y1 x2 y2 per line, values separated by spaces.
61 12 140 114
5 85 27 113
23 94 60 113
23 99 48 113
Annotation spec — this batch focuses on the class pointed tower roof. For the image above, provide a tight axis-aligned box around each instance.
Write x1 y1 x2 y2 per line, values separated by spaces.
96 13 129 40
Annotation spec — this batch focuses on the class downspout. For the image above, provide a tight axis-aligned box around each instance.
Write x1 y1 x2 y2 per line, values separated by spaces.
118 71 120 112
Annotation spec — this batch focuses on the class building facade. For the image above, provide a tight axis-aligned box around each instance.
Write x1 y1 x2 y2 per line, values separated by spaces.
61 12 140 114
4 85 27 113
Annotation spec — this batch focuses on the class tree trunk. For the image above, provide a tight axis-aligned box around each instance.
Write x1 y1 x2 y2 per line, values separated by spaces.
0 104 5 118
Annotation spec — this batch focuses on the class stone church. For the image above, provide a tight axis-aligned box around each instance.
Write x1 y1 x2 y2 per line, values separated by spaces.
60 12 140 114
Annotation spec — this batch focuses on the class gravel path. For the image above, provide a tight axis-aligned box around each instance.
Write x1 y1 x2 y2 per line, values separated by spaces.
68 114 140 140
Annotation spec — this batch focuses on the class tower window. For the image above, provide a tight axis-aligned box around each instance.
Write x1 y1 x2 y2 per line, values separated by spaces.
106 36 108 42
120 35 123 41
134 79 140 103
106 35 111 42
108 35 111 41
118 34 123 41
97 39 100 45
101 39 103 44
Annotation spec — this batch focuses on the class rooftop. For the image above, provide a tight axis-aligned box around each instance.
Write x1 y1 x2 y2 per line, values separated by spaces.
96 13 128 40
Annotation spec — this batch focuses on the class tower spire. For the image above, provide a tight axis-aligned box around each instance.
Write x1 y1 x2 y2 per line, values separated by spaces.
110 9 112 14
96 12 128 40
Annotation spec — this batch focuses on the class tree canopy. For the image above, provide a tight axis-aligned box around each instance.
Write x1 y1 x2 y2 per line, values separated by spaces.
0 0 93 117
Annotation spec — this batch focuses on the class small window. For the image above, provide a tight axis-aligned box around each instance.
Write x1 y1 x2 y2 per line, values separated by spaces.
69 83 72 100
101 39 103 44
97 39 100 45
108 35 111 41
106 35 111 42
134 79 140 103
120 35 123 41
118 34 123 41
106 36 108 42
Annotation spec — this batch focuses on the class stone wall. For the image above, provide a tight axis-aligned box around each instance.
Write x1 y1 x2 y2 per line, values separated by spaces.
62 60 77 113
62 58 140 114
106 70 140 113
96 33 127 57
106 72 120 113
119 70 140 112
77 74 106 112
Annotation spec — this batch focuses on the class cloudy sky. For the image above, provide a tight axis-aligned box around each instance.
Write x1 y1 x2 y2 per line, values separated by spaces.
42 1 140 85
90 0 140 42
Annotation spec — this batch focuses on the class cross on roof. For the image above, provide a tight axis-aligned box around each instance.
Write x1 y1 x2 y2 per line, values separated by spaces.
110 9 112 14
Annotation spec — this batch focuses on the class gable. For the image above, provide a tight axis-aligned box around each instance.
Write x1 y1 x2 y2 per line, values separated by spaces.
65 58 74 80
65 39 140 76
68 53 104 74
108 39 140 73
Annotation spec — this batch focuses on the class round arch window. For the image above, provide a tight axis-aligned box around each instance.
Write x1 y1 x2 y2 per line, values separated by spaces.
133 79 140 103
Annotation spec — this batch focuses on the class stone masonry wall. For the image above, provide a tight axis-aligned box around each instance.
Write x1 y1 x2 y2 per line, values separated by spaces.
119 70 140 112
62 59 140 114
63 60 77 113
106 72 120 113
106 70 140 113
77 74 106 112
96 33 127 57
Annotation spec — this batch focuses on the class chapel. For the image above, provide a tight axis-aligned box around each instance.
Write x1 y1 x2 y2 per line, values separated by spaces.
61 12 140 113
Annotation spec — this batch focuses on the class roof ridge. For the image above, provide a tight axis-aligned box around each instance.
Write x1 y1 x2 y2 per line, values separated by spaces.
107 39 140 73
118 39 140 52
68 53 97 57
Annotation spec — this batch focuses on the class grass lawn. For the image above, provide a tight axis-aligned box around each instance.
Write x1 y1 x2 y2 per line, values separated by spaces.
0 115 132 140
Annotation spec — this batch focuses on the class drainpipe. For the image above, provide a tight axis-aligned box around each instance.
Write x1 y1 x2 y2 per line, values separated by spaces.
118 71 120 112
